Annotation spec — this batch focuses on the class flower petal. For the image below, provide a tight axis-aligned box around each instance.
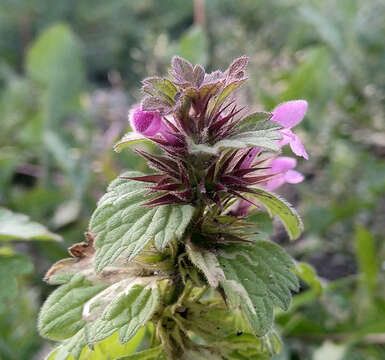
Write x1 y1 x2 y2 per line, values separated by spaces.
277 129 292 147
264 175 285 191
270 157 297 173
158 122 182 146
129 107 162 136
271 100 307 128
284 169 304 184
289 133 309 160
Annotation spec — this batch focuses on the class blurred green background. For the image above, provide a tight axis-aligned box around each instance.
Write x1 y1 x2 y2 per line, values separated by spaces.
0 0 384 359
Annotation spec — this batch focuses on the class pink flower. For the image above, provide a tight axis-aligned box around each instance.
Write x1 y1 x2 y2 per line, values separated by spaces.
232 156 304 216
271 100 308 159
129 107 179 145
129 107 162 136
264 156 304 191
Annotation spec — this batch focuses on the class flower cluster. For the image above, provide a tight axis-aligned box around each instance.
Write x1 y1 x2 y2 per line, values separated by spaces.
117 56 308 214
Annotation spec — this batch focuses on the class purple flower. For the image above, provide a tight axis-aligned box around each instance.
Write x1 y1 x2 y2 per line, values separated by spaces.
271 100 308 159
264 156 304 191
232 156 304 216
129 106 179 145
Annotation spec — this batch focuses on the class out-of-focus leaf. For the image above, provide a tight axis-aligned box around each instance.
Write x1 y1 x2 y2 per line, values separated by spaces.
0 207 61 241
354 225 378 296
52 200 82 229
177 26 208 66
280 47 332 118
26 23 84 122
313 341 346 360
0 251 33 312
294 262 323 296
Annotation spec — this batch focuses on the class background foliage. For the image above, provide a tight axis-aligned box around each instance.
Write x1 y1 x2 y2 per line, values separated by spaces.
0 0 384 359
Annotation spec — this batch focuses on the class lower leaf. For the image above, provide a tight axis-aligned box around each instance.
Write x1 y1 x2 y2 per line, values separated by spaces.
218 241 299 336
85 282 159 344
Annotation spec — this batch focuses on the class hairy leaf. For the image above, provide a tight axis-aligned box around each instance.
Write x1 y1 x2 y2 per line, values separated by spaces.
85 282 159 344
244 212 274 240
39 274 106 340
182 348 223 360
219 241 299 336
186 240 225 287
217 332 281 360
188 120 281 155
142 77 177 105
233 112 273 133
47 329 146 360
211 79 246 114
89 173 194 272
0 207 61 241
117 346 165 360
247 187 304 240
114 133 153 153
46 329 87 360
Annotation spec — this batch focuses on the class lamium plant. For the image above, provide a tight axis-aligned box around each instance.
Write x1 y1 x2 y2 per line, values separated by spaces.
39 56 312 360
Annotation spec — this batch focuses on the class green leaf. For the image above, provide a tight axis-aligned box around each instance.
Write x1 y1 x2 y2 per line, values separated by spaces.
182 348 223 360
0 207 61 241
186 240 225 287
45 293 151 360
244 212 274 241
114 133 153 153
39 274 106 341
79 329 145 360
354 225 378 295
90 173 194 272
85 282 159 344
294 262 323 296
218 241 299 336
0 252 33 312
26 24 84 123
143 77 177 105
218 332 281 359
117 346 165 360
46 329 87 360
188 120 281 155
176 26 208 66
48 328 146 360
247 187 304 240
233 112 273 133
211 80 246 114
